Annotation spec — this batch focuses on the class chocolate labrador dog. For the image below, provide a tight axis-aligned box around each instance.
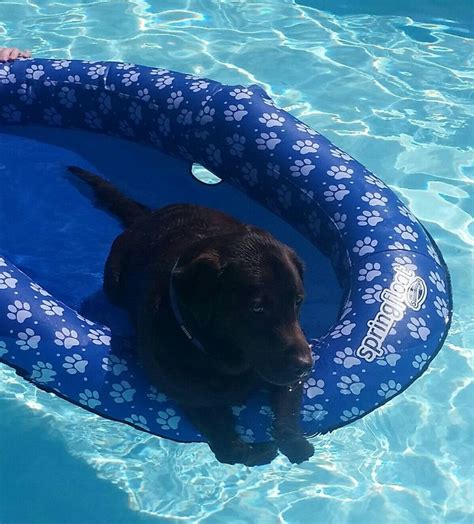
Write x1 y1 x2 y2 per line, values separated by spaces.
69 166 315 466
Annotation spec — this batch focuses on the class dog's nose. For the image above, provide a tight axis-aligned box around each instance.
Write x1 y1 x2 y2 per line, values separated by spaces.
290 353 313 378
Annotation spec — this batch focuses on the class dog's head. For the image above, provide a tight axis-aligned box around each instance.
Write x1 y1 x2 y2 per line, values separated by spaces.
173 228 313 385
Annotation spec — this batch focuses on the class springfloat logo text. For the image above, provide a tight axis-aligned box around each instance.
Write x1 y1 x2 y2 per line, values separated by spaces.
356 264 427 363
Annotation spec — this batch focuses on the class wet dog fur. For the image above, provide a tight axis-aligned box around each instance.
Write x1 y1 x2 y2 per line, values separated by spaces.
69 166 315 465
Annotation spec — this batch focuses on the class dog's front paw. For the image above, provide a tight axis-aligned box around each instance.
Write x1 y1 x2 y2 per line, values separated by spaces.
211 440 277 466
277 434 314 464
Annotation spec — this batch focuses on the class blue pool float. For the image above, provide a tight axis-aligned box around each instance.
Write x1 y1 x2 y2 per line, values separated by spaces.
0 59 452 443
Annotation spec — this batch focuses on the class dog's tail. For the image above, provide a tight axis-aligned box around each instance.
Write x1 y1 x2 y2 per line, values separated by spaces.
68 166 150 227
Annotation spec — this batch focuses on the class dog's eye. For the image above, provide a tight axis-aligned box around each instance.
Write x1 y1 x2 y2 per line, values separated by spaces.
295 296 304 306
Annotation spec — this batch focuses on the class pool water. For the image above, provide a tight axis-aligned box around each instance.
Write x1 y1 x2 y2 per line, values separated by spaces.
0 1 472 523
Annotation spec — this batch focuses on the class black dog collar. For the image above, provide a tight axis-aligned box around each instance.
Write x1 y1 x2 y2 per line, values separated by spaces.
169 260 208 354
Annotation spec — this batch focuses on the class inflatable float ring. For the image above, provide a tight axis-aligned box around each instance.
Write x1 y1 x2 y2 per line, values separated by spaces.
0 59 452 442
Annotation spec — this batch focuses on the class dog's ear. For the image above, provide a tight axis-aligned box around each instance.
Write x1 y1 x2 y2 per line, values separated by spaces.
287 249 305 279
174 251 222 326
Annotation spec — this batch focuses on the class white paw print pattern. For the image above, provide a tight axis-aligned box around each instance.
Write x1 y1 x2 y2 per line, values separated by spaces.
340 407 365 422
147 386 167 402
119 120 134 137
189 79 210 92
242 162 258 186
156 408 180 430
63 353 88 374
412 353 429 370
52 60 71 70
0 66 16 84
127 102 142 124
149 131 163 148
7 301 32 323
277 184 292 208
377 380 401 399
110 381 136 403
176 108 193 126
58 86 76 109
259 112 285 127
125 414 149 431
84 110 102 129
330 148 352 161
429 271 446 293
393 256 417 272
407 317 430 341
0 271 17 289
324 184 349 202
31 361 56 384
122 70 140 86
87 64 107 79
337 375 365 395
295 122 318 136
229 87 253 99
236 426 255 443
376 345 400 367
226 133 245 157
301 404 328 422
157 114 171 136
290 158 315 177
304 378 324 398
330 320 356 339
41 300 64 316
333 212 347 230
155 75 174 89
333 347 361 368
353 237 378 256
224 104 248 121
54 328 80 349
137 88 150 102
327 165 353 180
167 90 184 109
150 67 169 75
102 355 128 376
76 313 94 326
25 64 45 80
17 83 35 105
206 144 222 166
256 132 281 150
388 241 411 251
79 389 101 408
427 244 441 265
266 162 280 179
394 224 418 242
44 107 62 126
2 104 21 122
197 105 215 125
362 284 384 304
16 328 41 350
0 341 7 357
293 139 319 154
88 329 111 345
357 210 383 227
0 257 7 266
358 262 382 282
364 173 386 188
262 96 277 108
434 297 449 322
66 74 81 83
398 205 416 222
361 192 388 207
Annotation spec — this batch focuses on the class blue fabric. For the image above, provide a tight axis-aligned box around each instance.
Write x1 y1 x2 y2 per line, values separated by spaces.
0 59 452 443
